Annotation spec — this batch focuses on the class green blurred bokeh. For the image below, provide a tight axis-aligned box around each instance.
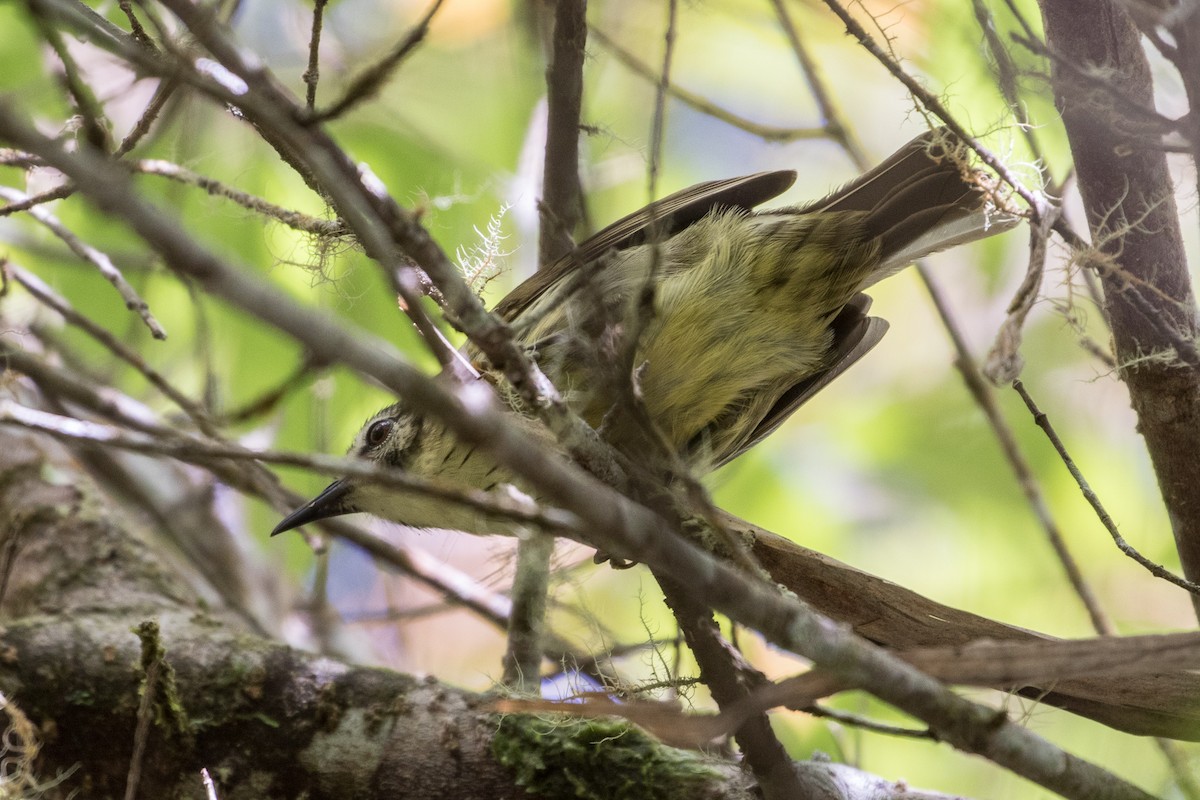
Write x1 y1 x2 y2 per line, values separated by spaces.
1 0 1195 795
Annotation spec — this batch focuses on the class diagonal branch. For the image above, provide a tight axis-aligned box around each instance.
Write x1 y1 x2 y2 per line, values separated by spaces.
1038 0 1200 618
0 104 1160 800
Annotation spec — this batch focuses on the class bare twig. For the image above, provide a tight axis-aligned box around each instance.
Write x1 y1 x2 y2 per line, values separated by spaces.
647 1 676 199
969 0 1047 166
0 400 579 535
133 160 345 235
1013 379 1200 596
302 0 328 111
0 81 179 217
213 353 324 425
502 532 555 689
310 0 447 122
769 0 862 157
984 205 1054 383
124 647 158 800
30 8 112 152
126 621 187 800
6 263 212 433
658 572 803 800
0 186 166 339
921 274 1114 634
589 26 825 143
115 79 178 159
807 704 934 740
116 0 155 50
818 0 1050 222
199 768 218 800
538 0 586 266
0 184 73 217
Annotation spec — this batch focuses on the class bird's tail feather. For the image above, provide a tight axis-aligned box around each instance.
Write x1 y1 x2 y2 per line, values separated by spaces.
803 128 1021 284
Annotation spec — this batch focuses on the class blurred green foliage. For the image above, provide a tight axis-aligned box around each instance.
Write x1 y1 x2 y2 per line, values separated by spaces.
1 0 1195 796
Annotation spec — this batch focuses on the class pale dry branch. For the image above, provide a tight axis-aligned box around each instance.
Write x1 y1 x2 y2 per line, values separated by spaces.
0 185 165 339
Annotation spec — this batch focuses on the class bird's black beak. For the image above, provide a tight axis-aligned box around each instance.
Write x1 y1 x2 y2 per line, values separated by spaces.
272 479 355 536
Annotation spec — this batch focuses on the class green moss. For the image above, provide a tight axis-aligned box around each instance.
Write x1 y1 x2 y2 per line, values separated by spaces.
313 680 344 733
132 620 191 739
492 715 722 799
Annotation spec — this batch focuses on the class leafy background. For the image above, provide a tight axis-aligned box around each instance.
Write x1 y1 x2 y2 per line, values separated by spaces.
2 0 1195 795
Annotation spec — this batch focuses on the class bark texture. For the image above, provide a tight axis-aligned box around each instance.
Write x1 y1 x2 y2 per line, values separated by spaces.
1039 0 1200 608
0 426 754 800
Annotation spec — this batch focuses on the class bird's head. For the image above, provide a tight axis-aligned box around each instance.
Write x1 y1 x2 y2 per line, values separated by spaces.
272 404 425 535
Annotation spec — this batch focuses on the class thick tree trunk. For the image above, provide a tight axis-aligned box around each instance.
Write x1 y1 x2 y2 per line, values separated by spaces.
1038 0 1200 614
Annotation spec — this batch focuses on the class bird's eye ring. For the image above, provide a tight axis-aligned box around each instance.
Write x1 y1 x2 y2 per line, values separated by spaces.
366 419 394 448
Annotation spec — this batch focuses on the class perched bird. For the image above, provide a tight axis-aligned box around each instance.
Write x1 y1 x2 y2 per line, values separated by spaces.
274 128 1018 537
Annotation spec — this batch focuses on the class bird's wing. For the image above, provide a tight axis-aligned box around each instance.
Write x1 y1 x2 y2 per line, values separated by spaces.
493 170 798 322
710 294 889 469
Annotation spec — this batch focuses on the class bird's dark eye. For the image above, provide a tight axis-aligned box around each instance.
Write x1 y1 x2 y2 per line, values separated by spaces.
365 419 394 448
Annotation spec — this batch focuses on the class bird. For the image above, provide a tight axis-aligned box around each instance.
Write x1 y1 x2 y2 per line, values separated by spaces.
274 128 1019 538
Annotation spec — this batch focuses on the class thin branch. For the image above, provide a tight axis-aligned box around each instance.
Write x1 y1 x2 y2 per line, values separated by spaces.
983 205 1053 383
30 8 113 152
6 263 213 433
213 352 324 425
502 532 555 689
0 400 579 535
0 184 73 217
818 0 1050 222
0 149 43 168
782 0 1111 637
807 704 934 740
310 0 447 122
2 154 340 242
133 160 345 235
302 0 328 111
116 0 155 50
658 572 804 800
115 79 178 158
538 0 587 266
0 84 178 215
589 26 825 143
646 1 675 200
769 0 862 157
969 0 1048 166
123 638 159 800
0 186 166 339
921 271 1114 634
1012 379 1200 596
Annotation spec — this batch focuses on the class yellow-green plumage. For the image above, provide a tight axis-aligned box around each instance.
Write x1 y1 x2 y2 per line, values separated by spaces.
274 128 1018 536
519 209 882 467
